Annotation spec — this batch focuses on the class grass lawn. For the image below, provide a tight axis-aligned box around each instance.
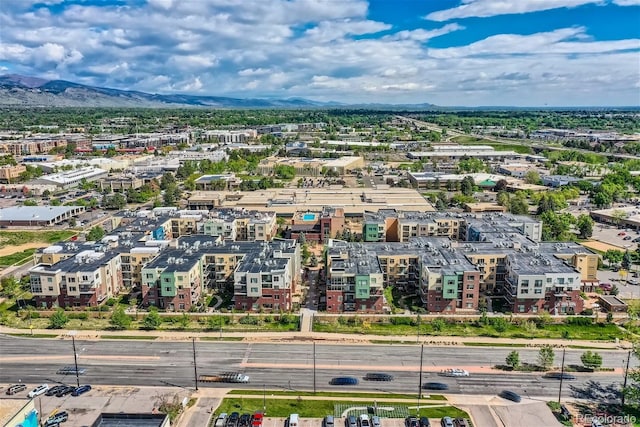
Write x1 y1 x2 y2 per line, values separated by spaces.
227 390 446 401
451 136 532 154
215 398 466 418
0 248 37 266
101 335 158 340
313 318 628 341
0 230 76 247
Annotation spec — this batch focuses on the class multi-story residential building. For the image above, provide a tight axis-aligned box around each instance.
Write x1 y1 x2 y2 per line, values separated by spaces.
30 250 122 308
287 207 346 243
325 242 385 312
504 252 583 314
141 249 202 312
202 209 278 241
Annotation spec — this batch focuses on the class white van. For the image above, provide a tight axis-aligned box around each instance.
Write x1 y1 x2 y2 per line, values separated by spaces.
289 414 299 427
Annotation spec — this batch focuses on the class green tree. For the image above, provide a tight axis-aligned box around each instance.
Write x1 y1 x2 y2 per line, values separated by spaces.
524 170 541 185
604 249 624 267
581 351 603 370
87 226 105 241
506 350 520 369
0 277 20 297
142 307 162 330
576 214 594 239
110 305 132 330
537 345 555 370
23 200 37 206
48 309 69 329
509 196 529 215
460 176 475 197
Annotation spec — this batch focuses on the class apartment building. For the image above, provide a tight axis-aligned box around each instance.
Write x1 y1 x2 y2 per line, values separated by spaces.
30 250 122 308
202 209 278 241
325 243 385 313
288 207 346 243
141 249 202 312
504 252 583 314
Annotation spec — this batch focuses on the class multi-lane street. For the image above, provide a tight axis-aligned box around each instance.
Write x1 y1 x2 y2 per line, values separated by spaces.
0 334 631 400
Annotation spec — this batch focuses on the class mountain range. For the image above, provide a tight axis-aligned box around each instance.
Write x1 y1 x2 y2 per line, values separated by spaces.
0 74 438 109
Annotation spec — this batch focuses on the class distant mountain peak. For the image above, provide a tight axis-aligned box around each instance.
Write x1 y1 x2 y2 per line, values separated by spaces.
0 74 50 88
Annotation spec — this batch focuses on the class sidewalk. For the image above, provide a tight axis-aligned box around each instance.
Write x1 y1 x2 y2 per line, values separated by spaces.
0 325 631 350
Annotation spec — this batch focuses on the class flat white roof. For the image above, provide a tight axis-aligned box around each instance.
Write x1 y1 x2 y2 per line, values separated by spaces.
0 205 82 221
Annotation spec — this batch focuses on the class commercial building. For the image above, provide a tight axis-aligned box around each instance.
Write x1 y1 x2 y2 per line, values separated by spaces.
0 205 84 227
187 188 435 216
590 206 640 230
0 164 26 183
35 166 108 189
286 207 346 243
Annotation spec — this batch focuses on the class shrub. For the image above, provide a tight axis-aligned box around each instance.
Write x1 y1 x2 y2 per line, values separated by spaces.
68 312 89 320
564 317 593 326
431 318 445 332
390 317 413 326
239 315 259 325
49 309 69 329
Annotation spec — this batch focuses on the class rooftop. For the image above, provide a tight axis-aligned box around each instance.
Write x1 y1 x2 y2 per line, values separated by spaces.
0 205 83 222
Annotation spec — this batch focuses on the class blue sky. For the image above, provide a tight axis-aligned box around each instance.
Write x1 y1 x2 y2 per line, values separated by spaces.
0 0 639 106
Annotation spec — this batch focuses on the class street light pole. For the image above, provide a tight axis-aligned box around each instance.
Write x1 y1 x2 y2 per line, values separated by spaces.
417 344 424 415
623 350 631 406
70 331 80 388
558 348 566 404
192 337 199 391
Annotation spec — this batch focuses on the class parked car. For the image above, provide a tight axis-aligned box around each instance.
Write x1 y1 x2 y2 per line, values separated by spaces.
5 384 26 395
45 411 69 426
405 417 419 427
215 413 228 427
371 416 381 427
359 414 370 427
46 385 68 396
453 419 470 427
239 414 251 427
227 412 240 427
71 384 91 396
345 416 357 427
57 366 86 375
419 417 431 427
440 417 454 427
629 278 639 285
364 372 393 381
545 372 577 380
251 413 264 427
28 384 49 398
599 283 612 291
624 236 632 240
618 232 626 236
55 385 75 397
329 376 358 386
499 390 522 403
422 382 449 390
323 415 334 427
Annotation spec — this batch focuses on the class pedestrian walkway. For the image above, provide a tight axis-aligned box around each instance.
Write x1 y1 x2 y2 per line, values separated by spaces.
299 308 314 333
0 325 631 350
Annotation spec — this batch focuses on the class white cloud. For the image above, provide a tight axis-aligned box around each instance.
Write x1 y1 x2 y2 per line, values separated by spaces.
613 0 640 5
0 0 637 105
426 0 605 21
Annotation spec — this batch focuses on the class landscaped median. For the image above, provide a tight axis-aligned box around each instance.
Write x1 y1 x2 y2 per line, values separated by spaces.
216 390 468 419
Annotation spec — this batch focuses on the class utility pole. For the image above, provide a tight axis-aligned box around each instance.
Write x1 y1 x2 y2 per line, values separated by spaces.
623 350 631 406
70 332 80 388
418 344 424 414
313 341 317 394
558 348 566 404
192 337 199 391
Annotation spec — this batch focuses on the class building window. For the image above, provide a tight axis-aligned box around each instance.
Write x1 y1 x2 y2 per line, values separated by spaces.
47 277 53 283
547 278 552 283
466 293 473 299
568 278 574 284
165 287 171 292
518 305 525 312
534 289 542 294
48 286 54 291
179 304 185 310
250 278 258 284
521 289 529 294
466 275 475 281
274 295 279 300
251 287 259 293
178 294 185 299
534 280 543 287
69 287 76 292
466 285 474 290
532 306 538 313
178 276 183 281
521 280 529 287
558 278 565 284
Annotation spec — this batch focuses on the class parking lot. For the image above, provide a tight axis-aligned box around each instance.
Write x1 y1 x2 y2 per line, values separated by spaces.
2 384 190 427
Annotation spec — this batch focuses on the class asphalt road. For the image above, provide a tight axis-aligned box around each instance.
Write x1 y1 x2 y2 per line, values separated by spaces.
0 335 631 400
